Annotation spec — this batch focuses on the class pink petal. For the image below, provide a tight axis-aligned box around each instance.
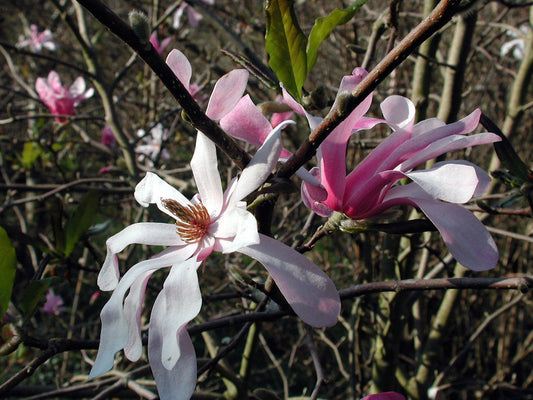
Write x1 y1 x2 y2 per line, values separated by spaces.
382 185 498 271
220 95 272 147
301 167 331 217
238 234 340 327
190 132 223 215
211 206 260 252
148 294 197 400
166 49 192 91
205 69 249 120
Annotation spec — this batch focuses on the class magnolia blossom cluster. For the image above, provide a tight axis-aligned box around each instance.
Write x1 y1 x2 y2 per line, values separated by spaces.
90 48 500 400
17 24 57 52
35 71 93 122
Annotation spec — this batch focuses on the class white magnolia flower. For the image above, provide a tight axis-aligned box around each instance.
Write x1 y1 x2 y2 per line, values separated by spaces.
89 123 340 400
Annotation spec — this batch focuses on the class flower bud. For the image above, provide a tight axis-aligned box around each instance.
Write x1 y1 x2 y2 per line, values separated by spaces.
128 11 151 45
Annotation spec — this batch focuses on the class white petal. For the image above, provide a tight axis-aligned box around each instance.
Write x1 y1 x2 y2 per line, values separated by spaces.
90 248 190 379
123 270 153 361
160 259 202 370
380 95 416 130
135 172 191 218
405 160 491 204
149 295 197 400
190 131 223 215
231 121 293 202
238 234 340 327
212 206 260 252
98 222 186 291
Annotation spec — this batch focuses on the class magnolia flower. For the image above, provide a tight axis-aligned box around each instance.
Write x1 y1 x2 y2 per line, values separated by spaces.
43 290 65 314
500 25 529 60
17 24 57 52
172 0 214 29
135 123 170 166
35 71 94 122
302 95 501 271
361 393 405 400
89 125 340 400
149 32 171 55
101 125 116 147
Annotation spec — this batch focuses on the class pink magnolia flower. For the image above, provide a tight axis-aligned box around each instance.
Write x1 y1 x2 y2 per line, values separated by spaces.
361 393 405 400
172 0 215 29
43 290 66 314
219 67 381 186
17 24 57 52
149 32 171 55
89 124 340 400
302 95 501 271
35 71 94 122
101 125 116 147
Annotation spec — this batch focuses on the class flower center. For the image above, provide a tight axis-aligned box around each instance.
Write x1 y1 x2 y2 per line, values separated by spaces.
161 199 211 243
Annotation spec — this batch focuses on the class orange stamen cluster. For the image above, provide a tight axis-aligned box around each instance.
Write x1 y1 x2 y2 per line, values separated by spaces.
161 198 211 243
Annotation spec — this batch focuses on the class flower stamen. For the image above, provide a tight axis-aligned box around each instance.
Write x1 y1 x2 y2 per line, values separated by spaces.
161 199 211 243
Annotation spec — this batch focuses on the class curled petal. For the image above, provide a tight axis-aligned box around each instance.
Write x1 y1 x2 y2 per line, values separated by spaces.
380 95 416 131
135 172 190 216
98 222 187 291
149 294 197 400
206 69 249 120
239 234 340 327
90 249 189 379
161 259 202 370
166 49 192 91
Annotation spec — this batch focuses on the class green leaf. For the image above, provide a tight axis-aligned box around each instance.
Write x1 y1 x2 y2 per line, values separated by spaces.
0 227 16 320
18 278 59 319
21 142 42 169
306 0 368 72
64 191 100 256
265 0 308 100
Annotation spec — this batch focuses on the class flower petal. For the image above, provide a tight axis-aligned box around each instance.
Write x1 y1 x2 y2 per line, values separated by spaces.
149 294 197 400
123 269 153 361
190 131 224 215
98 222 187 291
380 95 416 131
211 206 260 252
90 248 189 379
219 95 273 148
382 184 498 271
135 172 191 217
405 160 492 203
166 49 192 91
230 121 292 201
160 259 202 370
238 234 340 327
205 69 249 120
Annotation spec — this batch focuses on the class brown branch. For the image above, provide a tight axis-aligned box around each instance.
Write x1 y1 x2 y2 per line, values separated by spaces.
75 0 251 171
277 0 462 180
